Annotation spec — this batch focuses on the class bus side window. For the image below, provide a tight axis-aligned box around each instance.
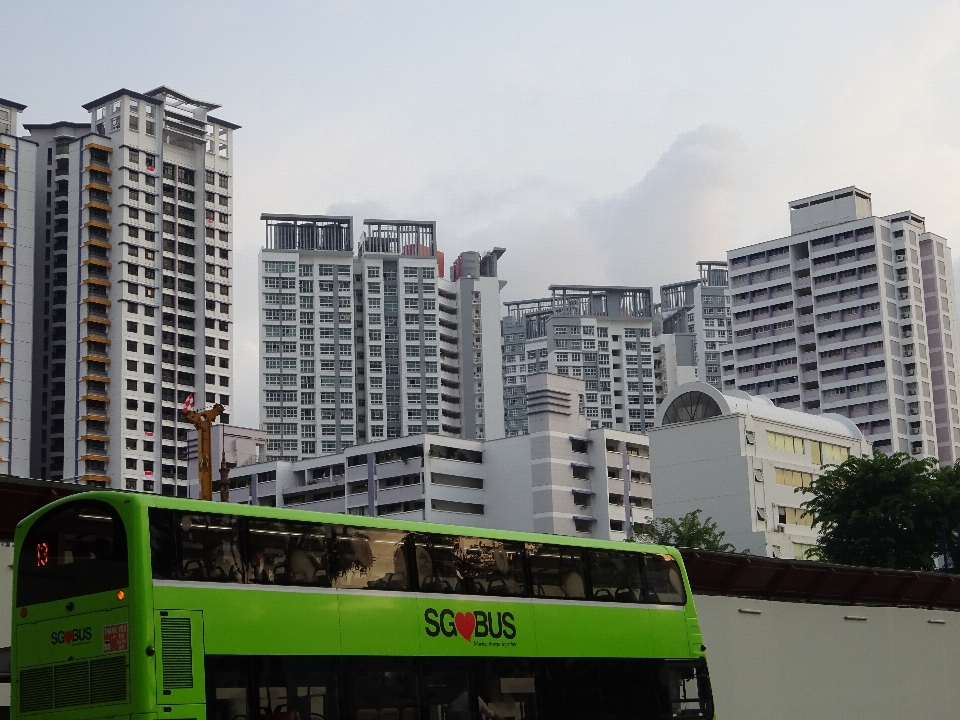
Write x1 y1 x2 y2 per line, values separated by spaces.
332 527 409 591
588 550 643 603
179 513 243 583
643 554 687 605
246 518 332 587
149 508 178 580
526 544 585 600
460 538 525 596
412 534 460 594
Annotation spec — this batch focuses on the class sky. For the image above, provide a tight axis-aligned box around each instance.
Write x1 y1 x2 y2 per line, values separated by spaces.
5 0 960 427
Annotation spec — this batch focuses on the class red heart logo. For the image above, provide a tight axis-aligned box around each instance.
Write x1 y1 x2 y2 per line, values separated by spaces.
454 612 475 641
65 631 73 644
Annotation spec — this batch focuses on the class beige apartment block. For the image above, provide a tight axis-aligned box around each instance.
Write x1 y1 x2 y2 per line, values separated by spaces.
650 381 871 558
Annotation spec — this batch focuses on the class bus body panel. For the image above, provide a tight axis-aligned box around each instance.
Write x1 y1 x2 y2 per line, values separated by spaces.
12 492 715 720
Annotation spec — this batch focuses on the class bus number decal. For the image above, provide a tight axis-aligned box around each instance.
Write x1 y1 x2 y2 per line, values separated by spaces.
36 542 49 567
423 608 516 643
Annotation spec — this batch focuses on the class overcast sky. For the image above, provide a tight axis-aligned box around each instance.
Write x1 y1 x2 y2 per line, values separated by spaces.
5 1 960 427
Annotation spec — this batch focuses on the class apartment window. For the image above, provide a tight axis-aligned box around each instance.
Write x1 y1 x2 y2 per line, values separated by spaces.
778 506 813 527
776 468 813 488
812 441 849 465
767 431 804 454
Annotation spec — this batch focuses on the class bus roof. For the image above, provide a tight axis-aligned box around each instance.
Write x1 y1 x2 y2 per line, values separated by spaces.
16 490 679 558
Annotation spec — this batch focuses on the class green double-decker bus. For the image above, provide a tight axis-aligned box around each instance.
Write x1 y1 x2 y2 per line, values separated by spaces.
11 492 714 720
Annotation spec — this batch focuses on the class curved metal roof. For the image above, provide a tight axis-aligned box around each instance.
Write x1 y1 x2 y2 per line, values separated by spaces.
654 381 864 440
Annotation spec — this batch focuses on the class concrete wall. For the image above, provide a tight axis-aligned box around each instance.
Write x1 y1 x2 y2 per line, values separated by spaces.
696 594 960 720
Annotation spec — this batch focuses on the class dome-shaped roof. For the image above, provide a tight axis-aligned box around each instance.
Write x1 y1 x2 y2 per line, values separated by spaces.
654 381 864 440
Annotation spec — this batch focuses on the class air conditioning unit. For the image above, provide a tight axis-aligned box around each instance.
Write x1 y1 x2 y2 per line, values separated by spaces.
776 524 785 533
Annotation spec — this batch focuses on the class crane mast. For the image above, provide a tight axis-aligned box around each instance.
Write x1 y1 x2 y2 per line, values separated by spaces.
181 403 224 501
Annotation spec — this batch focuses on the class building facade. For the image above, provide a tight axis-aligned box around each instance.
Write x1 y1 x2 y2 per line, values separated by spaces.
650 382 872 558
0 98 37 478
501 285 656 436
723 187 960 462
24 87 237 493
652 333 697 406
231 373 652 541
257 214 505 462
657 261 731 391
185 423 266 488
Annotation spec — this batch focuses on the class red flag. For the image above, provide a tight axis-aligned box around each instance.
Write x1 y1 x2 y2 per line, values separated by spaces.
182 394 195 414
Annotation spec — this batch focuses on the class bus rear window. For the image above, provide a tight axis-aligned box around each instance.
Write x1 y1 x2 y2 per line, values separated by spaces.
644 554 687 605
17 500 128 606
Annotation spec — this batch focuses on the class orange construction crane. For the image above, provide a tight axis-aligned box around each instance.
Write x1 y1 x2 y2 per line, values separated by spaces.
181 402 224 501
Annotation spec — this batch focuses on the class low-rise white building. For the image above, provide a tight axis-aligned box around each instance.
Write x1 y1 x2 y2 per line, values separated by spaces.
226 373 653 540
649 381 871 558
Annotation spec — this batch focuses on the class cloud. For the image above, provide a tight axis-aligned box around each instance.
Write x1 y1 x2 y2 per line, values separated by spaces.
580 124 747 289
460 125 748 301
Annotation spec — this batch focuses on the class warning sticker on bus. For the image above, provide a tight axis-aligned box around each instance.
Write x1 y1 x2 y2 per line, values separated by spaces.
103 623 128 653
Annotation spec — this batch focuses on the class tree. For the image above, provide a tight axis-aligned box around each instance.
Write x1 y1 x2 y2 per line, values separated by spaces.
800 452 960 571
634 509 735 552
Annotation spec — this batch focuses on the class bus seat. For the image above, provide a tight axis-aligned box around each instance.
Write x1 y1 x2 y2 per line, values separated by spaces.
616 587 638 602
288 548 318 583
415 546 434 582
181 559 207 580
379 708 400 720
356 709 378 720
668 569 683 596
561 572 584 598
351 538 374 568
400 707 417 720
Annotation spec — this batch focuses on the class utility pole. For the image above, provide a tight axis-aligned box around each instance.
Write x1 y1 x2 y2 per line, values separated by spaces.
181 402 224 501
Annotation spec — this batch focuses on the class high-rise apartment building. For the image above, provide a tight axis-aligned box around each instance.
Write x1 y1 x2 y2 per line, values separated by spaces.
0 98 37 477
24 87 238 492
501 285 655 436
723 187 960 462
257 214 505 462
654 261 731 404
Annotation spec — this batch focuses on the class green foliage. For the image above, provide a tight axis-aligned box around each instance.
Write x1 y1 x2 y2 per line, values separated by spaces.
800 452 960 571
634 509 735 552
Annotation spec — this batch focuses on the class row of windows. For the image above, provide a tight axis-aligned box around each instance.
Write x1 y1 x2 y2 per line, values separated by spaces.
264 390 352 405
206 655 712 720
148 510 686 605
